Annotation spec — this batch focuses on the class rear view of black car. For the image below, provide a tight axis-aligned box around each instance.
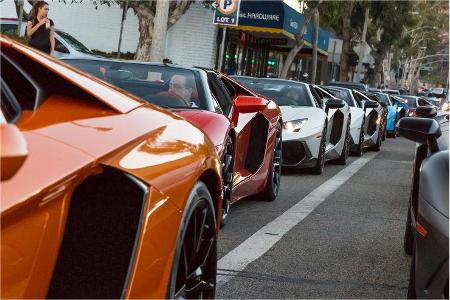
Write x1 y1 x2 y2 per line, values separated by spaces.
396 113 449 299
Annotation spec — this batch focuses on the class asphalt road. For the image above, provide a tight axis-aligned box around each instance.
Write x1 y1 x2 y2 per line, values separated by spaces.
217 137 416 299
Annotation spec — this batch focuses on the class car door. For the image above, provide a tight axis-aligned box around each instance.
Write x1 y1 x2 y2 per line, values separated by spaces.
206 72 270 199
310 85 348 150
1 58 94 299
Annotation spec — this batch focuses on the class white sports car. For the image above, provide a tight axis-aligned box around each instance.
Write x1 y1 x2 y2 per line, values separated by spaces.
233 77 351 175
324 86 367 157
351 90 384 151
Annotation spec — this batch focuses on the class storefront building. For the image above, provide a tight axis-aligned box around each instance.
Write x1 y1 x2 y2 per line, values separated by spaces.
217 0 331 83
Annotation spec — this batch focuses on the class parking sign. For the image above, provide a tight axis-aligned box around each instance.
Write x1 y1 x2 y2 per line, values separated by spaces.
213 0 241 26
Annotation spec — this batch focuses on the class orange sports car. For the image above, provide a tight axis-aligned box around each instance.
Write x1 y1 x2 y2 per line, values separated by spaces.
0 35 222 299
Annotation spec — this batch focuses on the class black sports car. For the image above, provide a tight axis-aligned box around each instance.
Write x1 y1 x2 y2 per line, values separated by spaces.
397 108 449 299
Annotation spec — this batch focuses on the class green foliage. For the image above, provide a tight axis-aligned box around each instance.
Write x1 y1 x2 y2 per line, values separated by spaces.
2 31 29 45
90 49 135 60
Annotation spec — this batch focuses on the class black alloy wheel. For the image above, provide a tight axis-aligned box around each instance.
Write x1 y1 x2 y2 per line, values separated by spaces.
261 124 282 201
312 122 327 175
168 182 217 299
220 136 234 228
372 129 382 152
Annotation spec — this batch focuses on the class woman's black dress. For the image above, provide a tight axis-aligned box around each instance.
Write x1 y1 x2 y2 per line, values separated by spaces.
29 19 54 54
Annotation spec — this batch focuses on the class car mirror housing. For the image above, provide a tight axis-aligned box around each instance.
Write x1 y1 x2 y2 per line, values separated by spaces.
234 95 268 113
415 106 437 118
1 124 28 181
364 101 379 109
378 100 388 107
396 117 441 153
324 98 345 109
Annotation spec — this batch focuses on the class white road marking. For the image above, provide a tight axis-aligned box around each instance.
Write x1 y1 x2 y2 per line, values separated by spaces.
217 152 378 286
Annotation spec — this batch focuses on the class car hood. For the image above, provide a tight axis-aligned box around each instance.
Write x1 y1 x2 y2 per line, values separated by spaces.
280 106 321 121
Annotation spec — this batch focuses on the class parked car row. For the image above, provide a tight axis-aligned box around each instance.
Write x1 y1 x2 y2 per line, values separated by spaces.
0 33 439 299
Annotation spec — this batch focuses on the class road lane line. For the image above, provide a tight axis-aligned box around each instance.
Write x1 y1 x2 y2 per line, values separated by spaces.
217 152 378 286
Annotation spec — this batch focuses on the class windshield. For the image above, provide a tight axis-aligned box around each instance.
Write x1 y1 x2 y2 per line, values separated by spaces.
233 77 313 107
65 59 206 109
327 82 367 92
56 31 93 54
401 96 418 107
375 93 393 106
325 87 354 107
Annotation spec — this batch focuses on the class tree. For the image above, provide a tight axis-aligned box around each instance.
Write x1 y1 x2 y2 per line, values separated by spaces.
366 1 415 87
279 0 322 79
18 0 193 60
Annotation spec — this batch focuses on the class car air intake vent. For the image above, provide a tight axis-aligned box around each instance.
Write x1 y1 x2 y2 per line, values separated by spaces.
47 167 147 299
245 113 269 173
330 110 344 145
367 110 378 136
282 141 307 166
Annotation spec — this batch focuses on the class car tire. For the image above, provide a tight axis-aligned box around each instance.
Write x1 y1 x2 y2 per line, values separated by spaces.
407 246 417 299
311 122 327 175
335 118 350 165
404 206 413 255
167 182 217 299
260 123 282 201
372 130 382 152
220 136 234 228
382 122 387 141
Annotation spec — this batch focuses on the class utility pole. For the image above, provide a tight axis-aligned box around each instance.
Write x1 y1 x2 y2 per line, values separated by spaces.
150 0 170 62
354 7 369 83
217 27 227 72
311 8 319 83
117 0 128 59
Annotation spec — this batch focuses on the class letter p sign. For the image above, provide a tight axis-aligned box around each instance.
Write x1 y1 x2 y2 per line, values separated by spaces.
217 0 238 15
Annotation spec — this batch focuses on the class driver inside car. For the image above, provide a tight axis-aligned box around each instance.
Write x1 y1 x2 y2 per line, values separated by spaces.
158 74 197 107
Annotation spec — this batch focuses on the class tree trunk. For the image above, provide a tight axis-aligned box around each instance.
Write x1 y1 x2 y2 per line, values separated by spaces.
133 5 155 61
150 0 170 62
280 1 321 79
339 9 352 81
371 50 386 87
311 9 319 83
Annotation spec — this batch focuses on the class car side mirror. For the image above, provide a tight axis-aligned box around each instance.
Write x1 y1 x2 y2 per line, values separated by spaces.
1 124 28 181
324 98 345 109
378 100 388 107
234 95 268 113
364 101 379 109
396 117 441 153
415 106 437 118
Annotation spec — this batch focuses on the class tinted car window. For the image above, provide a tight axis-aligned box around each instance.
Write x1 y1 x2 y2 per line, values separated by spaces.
66 59 206 109
401 96 418 107
327 88 354 107
234 78 312 107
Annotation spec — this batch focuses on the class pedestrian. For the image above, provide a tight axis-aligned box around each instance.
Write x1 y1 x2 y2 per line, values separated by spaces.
227 57 237 75
27 1 55 56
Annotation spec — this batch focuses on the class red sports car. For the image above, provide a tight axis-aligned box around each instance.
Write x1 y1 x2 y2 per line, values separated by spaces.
62 58 283 226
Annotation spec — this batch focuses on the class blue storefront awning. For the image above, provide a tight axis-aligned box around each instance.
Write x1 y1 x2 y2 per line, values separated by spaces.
236 0 330 54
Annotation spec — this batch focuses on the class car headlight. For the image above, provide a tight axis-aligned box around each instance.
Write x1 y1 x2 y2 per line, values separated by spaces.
283 118 308 132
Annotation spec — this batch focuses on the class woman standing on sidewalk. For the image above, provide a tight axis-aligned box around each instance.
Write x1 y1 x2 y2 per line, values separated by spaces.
27 1 55 56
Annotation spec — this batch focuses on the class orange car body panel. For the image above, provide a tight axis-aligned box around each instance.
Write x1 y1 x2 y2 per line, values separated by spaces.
1 36 222 299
